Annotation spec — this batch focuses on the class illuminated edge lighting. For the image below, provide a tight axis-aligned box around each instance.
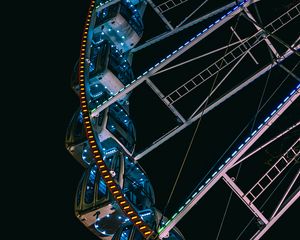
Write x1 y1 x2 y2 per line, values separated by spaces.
91 0 249 113
78 0 155 238
158 84 300 233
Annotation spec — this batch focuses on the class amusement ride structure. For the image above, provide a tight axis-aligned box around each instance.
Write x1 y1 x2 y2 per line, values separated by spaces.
66 0 299 239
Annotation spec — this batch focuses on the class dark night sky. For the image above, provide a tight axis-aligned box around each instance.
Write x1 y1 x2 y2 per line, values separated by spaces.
22 0 299 239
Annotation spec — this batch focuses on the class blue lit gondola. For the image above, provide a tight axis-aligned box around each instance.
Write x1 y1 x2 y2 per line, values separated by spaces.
94 0 144 52
75 152 155 239
67 0 186 238
88 39 135 97
66 102 136 166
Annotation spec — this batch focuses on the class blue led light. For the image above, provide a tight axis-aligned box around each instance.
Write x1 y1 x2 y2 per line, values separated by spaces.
205 178 211 184
190 37 195 41
199 185 204 191
203 28 208 33
218 164 224 170
178 206 184 212
225 157 231 163
238 144 244 150
192 192 197 198
271 110 276 116
231 150 237 156
212 171 218 177
264 116 270 123
185 199 191 205
290 89 296 95
166 54 171 58
284 96 289 102
277 103 283 109
258 123 263 129
297 83 300 89
251 130 257 136
208 24 214 28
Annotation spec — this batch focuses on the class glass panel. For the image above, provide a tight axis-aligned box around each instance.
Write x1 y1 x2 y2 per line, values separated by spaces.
97 176 107 200
85 166 97 204
122 159 155 210
120 1 144 36
114 154 120 180
65 109 86 146
76 176 84 207
108 48 134 86
95 3 119 26
89 91 110 110
120 228 130 240
89 40 110 77
107 104 135 153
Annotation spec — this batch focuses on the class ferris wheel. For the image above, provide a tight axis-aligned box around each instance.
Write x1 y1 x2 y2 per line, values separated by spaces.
66 0 300 239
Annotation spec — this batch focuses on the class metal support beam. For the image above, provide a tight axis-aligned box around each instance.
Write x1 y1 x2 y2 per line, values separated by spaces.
154 38 247 76
146 0 174 30
164 5 300 106
132 1 240 53
158 85 300 238
157 0 189 14
244 138 299 203
230 26 259 64
91 0 255 117
222 173 269 225
145 78 186 123
270 169 300 219
250 187 300 240
243 7 280 58
134 46 298 161
189 51 247 119
278 63 300 82
176 0 208 28
232 121 300 168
